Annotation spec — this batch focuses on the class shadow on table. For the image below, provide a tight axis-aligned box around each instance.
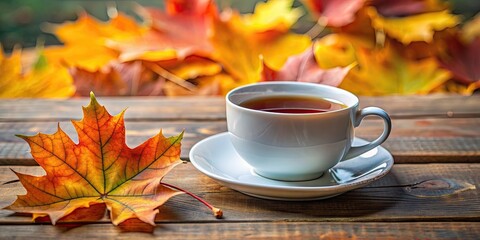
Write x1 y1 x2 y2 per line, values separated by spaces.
250 172 404 220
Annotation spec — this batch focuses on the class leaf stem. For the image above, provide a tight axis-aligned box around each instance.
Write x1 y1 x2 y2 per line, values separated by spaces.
161 182 223 219
145 62 197 92
306 17 327 39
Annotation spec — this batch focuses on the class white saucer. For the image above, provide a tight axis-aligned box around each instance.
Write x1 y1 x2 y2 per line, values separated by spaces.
189 132 394 201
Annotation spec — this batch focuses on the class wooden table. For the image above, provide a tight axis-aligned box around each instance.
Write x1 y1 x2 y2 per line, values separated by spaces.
0 95 479 239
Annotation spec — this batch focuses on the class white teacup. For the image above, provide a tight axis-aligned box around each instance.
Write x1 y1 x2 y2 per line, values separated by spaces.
226 82 391 181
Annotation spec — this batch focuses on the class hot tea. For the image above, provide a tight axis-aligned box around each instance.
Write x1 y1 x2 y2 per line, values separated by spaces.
240 95 346 114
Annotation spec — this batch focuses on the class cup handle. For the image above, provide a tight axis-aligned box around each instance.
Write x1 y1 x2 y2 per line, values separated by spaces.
343 107 392 160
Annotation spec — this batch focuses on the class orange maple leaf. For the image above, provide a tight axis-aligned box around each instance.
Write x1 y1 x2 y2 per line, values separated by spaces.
45 13 143 72
4 93 183 226
114 2 216 62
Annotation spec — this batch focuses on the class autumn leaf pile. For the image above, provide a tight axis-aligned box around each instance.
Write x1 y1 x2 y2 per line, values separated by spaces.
1 0 479 97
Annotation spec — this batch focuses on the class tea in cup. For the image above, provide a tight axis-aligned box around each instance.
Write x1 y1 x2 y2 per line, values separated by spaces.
226 82 391 181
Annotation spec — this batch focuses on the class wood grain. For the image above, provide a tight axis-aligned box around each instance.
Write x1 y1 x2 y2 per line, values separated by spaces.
0 97 225 122
1 164 479 223
358 95 480 119
0 95 479 122
1 96 478 238
0 118 478 165
0 222 478 239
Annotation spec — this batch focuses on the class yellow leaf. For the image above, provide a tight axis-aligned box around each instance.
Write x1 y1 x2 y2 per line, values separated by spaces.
241 0 303 33
0 49 75 98
45 45 118 72
313 34 356 69
258 33 311 70
236 0 312 70
168 57 222 80
0 47 21 76
47 13 143 71
339 44 451 95
368 8 460 44
462 13 480 43
241 0 310 70
54 13 143 45
210 13 263 86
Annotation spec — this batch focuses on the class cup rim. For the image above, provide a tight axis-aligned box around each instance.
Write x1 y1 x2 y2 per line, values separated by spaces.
226 81 359 116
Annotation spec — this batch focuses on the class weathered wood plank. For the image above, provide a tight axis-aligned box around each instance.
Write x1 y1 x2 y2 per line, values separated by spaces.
0 118 478 165
0 97 225 122
359 95 480 119
1 164 479 223
0 222 478 239
0 121 224 165
0 95 479 121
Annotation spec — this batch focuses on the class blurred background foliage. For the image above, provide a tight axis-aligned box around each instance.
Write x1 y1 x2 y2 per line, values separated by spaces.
1 0 479 97
3 0 477 52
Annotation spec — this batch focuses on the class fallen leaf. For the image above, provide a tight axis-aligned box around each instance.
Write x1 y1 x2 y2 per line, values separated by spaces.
53 13 143 45
209 12 263 88
45 45 118 73
302 0 365 27
210 9 310 91
46 13 143 71
255 32 311 71
240 0 310 71
5 93 183 225
69 63 128 96
115 4 214 62
313 34 357 69
241 0 303 33
263 46 353 86
437 36 480 85
70 61 169 96
340 44 451 95
167 56 222 80
368 8 459 44
332 8 376 49
0 49 75 98
33 203 106 223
